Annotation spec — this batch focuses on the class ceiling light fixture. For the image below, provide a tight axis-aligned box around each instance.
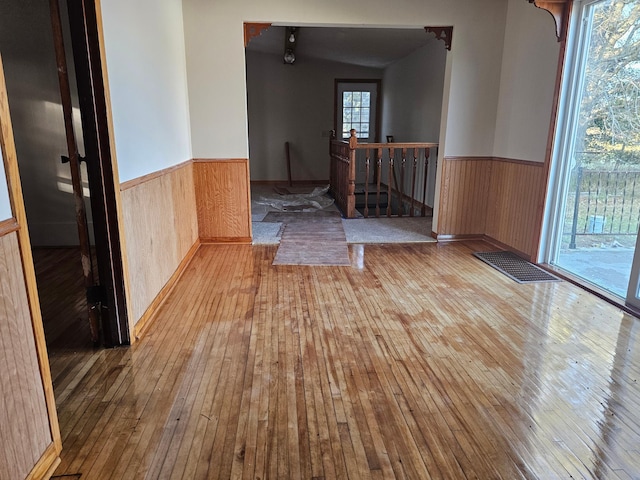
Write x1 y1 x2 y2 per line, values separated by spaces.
283 49 295 64
283 26 298 65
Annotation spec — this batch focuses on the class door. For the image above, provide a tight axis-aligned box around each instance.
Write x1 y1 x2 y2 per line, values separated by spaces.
335 80 380 141
545 0 640 305
64 0 130 346
0 51 62 480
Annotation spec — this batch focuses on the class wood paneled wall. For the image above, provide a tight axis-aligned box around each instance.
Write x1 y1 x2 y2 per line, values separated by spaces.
120 161 199 328
194 159 252 243
436 157 545 258
1 52 61 479
0 232 53 480
486 159 545 257
438 158 492 236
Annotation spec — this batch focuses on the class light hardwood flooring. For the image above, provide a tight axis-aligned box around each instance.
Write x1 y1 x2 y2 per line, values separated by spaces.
50 241 640 479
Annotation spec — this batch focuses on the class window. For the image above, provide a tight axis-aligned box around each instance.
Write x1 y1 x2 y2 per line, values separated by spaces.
342 91 371 139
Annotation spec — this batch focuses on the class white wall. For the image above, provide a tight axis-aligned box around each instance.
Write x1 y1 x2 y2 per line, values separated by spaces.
381 41 447 206
381 42 447 143
493 0 561 162
182 0 509 161
99 0 192 182
246 50 382 181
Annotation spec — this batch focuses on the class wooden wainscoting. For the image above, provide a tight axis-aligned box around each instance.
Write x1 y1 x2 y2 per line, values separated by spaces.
194 159 252 243
437 157 492 235
486 158 545 257
436 157 545 258
0 233 56 480
1 52 61 479
120 161 199 332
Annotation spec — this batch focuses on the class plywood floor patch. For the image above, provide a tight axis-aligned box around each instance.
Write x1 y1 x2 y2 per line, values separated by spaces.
272 212 351 266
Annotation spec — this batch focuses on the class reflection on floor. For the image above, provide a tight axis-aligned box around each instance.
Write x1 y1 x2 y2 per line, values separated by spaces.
51 240 640 479
32 247 93 351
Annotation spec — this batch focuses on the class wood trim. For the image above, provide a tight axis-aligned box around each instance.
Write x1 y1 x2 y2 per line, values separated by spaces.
244 22 271 48
424 26 453 50
200 237 252 244
0 217 19 237
443 156 494 162
492 157 545 168
533 6 572 262
528 0 571 41
94 0 136 343
120 159 192 191
0 51 62 464
134 239 201 341
434 233 484 242
192 157 249 163
25 442 61 480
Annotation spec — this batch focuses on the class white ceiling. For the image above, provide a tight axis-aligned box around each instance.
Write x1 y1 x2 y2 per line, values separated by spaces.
246 26 442 69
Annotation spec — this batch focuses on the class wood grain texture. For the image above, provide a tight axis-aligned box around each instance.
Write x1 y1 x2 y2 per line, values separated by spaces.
194 159 252 242
0 233 53 480
486 159 545 258
437 157 492 235
50 241 640 479
1 52 61 478
436 157 545 258
120 161 198 325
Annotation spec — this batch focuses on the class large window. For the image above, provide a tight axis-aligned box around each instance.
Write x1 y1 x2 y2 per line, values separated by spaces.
545 0 640 303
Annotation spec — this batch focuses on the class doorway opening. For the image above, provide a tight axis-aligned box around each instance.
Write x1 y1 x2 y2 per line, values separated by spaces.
0 0 129 350
545 0 640 302
245 25 447 242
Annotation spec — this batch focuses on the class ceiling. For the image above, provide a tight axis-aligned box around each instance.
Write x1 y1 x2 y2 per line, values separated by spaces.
246 26 443 69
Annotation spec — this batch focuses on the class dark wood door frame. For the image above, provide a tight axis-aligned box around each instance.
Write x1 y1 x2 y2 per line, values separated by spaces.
65 0 129 346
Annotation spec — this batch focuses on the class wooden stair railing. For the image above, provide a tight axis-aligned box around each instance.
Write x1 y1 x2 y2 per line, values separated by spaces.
330 129 438 218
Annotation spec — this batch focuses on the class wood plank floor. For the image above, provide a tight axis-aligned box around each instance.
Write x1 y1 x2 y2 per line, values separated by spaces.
32 247 93 350
51 241 640 479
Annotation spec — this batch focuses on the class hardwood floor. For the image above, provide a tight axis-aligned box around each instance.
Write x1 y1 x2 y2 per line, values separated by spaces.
32 247 93 350
50 241 640 479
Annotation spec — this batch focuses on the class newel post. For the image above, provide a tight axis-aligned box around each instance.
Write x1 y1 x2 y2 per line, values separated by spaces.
347 129 358 218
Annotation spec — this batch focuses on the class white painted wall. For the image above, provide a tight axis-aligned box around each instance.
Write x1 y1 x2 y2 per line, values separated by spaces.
182 0 509 161
381 41 447 206
493 0 561 162
246 50 382 181
99 0 191 182
381 42 446 143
